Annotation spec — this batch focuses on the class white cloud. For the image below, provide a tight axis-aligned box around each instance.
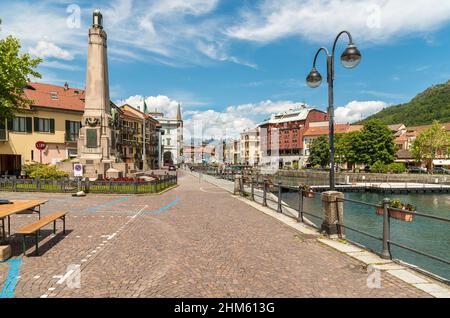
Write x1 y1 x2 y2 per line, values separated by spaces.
118 95 180 118
335 100 388 123
29 41 73 60
226 0 450 44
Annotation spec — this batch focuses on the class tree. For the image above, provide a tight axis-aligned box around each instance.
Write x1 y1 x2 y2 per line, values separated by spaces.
335 131 364 169
411 121 450 169
0 19 42 120
358 119 396 165
308 135 329 168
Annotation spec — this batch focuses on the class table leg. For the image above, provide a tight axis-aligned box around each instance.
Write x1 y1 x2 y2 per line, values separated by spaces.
35 232 39 256
22 235 27 256
7 215 10 237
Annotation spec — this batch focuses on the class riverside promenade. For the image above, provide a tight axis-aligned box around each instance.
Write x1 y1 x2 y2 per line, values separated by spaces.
0 171 437 298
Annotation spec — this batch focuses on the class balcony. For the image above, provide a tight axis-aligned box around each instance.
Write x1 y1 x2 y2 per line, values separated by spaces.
65 132 79 142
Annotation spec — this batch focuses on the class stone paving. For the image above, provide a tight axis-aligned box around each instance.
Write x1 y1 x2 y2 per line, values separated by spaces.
0 172 430 298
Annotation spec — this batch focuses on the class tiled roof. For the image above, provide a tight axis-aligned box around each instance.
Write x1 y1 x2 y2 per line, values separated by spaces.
23 82 85 112
303 124 363 136
396 149 412 159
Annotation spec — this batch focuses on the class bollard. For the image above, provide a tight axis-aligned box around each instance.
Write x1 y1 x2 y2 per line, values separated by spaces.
321 191 345 238
233 174 242 195
381 198 392 259
277 182 282 213
262 179 268 207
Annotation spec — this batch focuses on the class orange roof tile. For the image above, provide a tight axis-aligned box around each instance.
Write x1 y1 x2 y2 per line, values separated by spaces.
303 124 363 136
23 82 85 112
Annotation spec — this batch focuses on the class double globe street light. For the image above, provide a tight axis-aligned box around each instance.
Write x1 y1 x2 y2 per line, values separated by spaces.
306 31 362 191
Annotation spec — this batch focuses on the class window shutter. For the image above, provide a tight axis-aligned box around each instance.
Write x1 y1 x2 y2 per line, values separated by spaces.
7 120 13 131
34 117 40 132
50 119 55 133
65 120 70 132
26 117 32 133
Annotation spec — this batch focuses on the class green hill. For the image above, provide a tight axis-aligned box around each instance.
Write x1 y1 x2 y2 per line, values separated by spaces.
360 80 450 126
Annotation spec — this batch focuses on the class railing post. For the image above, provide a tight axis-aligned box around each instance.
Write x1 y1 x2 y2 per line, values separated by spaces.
381 198 392 259
36 177 41 192
251 176 255 201
12 176 17 192
298 188 304 223
262 179 268 207
277 182 282 213
109 179 113 193
84 177 90 194
134 180 138 194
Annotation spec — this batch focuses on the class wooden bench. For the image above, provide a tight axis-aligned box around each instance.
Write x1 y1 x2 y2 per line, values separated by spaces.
17 212 67 256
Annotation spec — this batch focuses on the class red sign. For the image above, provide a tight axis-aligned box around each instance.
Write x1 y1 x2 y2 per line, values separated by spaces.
35 141 46 150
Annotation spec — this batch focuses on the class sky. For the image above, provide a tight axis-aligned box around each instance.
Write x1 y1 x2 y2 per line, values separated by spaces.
1 0 450 139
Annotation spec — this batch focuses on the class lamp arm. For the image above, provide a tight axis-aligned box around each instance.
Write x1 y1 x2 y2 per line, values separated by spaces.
331 30 353 58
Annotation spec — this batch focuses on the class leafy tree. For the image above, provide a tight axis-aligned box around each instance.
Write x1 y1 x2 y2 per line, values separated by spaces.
411 121 450 169
358 119 396 165
308 135 329 168
335 131 364 169
370 160 388 173
0 19 42 120
388 163 406 174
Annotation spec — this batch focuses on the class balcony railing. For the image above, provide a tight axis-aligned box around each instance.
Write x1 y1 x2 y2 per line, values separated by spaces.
65 132 79 142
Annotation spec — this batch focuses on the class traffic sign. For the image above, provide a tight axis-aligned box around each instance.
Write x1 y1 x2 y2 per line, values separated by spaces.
35 141 46 150
74 164 83 177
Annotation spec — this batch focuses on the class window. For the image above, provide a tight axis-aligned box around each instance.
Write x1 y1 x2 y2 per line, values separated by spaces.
50 92 58 100
167 138 171 146
34 117 55 133
66 120 81 141
10 117 32 133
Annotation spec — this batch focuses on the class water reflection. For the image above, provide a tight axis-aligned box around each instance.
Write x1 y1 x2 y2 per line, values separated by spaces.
283 192 450 280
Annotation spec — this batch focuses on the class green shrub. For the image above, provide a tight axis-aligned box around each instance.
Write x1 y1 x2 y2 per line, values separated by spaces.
23 164 68 180
388 163 406 174
370 160 388 173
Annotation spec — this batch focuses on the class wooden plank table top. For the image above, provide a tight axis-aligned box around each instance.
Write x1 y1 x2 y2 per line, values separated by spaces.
0 200 48 218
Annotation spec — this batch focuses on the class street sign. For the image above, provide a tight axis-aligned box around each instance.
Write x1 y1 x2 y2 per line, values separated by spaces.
35 141 46 150
74 164 83 177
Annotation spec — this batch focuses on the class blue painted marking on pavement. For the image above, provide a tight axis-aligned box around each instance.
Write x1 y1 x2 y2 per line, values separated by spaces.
0 258 23 299
143 198 180 216
87 196 130 212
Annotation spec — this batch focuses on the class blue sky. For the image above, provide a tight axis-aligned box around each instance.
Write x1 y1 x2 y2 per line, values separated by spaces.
1 0 450 138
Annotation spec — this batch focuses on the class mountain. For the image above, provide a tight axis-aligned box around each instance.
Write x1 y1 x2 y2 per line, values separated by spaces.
360 80 450 126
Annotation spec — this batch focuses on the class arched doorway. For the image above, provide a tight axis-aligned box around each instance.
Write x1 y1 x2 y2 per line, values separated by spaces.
163 151 174 166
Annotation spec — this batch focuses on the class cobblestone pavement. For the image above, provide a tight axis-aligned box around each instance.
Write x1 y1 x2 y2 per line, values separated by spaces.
0 172 429 298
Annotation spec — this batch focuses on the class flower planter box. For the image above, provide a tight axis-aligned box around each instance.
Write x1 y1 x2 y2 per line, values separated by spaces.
303 191 315 198
376 207 414 222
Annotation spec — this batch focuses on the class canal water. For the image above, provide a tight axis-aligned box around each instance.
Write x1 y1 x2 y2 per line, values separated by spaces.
281 192 450 281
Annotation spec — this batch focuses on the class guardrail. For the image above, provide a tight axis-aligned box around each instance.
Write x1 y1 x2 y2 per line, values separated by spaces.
0 175 177 194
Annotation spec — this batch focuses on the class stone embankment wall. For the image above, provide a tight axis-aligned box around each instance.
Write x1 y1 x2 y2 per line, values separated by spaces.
257 170 450 187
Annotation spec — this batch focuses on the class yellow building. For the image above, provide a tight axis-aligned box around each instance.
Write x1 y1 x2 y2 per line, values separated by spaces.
0 83 84 175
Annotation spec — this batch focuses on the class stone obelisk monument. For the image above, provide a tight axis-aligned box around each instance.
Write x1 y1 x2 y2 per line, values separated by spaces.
77 10 114 179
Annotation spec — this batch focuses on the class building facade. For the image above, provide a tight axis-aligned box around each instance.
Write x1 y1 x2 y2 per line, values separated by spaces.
149 104 183 167
0 83 84 175
258 105 327 169
240 128 261 166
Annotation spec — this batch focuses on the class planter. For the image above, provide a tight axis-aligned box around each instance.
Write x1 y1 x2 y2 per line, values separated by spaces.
303 191 315 198
376 207 414 222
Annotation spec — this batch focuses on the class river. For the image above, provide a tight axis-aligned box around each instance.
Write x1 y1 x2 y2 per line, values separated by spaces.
281 192 450 281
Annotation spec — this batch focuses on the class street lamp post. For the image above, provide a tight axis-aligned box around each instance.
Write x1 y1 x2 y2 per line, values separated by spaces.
306 31 361 191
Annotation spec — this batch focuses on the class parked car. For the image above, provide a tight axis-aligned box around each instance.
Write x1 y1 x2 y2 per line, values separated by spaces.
432 167 450 174
168 165 177 171
408 167 428 174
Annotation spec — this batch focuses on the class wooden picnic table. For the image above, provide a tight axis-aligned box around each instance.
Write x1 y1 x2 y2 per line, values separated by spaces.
0 200 47 241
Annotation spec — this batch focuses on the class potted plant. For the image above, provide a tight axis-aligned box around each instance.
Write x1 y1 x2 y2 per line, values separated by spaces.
301 184 315 198
376 199 415 222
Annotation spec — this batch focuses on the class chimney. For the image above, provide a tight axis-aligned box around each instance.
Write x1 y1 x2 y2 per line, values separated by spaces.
64 82 69 91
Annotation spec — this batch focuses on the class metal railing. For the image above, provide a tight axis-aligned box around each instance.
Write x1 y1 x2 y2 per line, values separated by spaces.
0 175 177 194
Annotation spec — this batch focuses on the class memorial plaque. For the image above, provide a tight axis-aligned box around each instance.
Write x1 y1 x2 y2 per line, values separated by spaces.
86 129 98 148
